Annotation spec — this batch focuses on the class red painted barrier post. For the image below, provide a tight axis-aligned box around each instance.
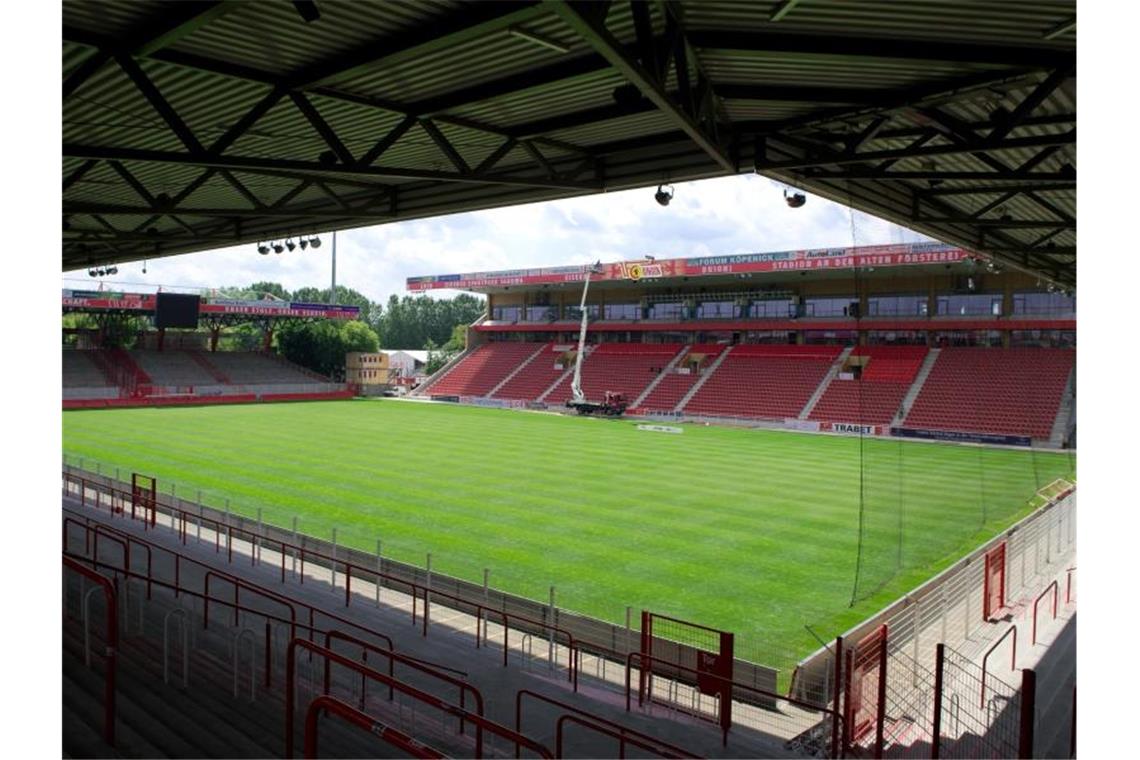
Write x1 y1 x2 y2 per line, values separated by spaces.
1018 668 1036 758
874 629 888 759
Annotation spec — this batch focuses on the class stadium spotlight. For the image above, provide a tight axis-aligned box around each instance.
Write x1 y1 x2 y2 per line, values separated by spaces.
88 269 96 277
273 241 285 254
784 189 806 208
286 238 297 252
108 266 118 275
310 236 322 249
257 242 270 255
299 238 309 250
644 255 655 262
654 184 673 206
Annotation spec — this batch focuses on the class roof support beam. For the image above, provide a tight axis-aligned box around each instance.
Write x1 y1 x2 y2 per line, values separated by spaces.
209 87 286 155
476 138 519 174
109 161 157 205
290 92 356 165
758 131 1073 172
62 1 236 98
687 30 1075 69
551 1 734 172
65 203 390 220
987 66 1074 144
798 169 1074 182
358 115 417 168
116 53 204 153
63 144 605 191
63 159 98 192
419 120 471 174
218 170 266 209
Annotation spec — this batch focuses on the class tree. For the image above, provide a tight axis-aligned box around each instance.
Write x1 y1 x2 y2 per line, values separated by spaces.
374 293 486 349
275 318 380 378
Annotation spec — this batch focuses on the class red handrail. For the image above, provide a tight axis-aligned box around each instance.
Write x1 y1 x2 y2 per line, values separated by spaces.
624 652 845 755
64 507 397 659
66 475 580 689
63 555 118 746
65 518 153 599
557 713 689 759
980 625 1018 708
204 570 297 639
1032 580 1059 645
286 638 553 759
302 695 444 759
515 689 699 759
320 629 480 732
1066 566 1076 603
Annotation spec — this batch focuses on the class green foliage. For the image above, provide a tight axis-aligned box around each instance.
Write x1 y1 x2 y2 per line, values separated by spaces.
64 401 1075 680
374 293 484 350
423 324 467 374
276 319 380 378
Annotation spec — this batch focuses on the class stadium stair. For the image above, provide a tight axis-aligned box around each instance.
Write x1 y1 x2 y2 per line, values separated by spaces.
492 343 575 401
808 346 928 427
485 343 549 397
1048 368 1076 447
629 346 689 409
536 346 592 402
798 346 855 420
187 351 232 384
893 348 940 426
673 345 733 412
410 347 476 396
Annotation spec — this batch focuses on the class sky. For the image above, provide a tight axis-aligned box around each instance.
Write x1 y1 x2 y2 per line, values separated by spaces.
62 174 929 304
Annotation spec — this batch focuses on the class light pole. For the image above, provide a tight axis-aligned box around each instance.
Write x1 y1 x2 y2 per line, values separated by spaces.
330 230 337 304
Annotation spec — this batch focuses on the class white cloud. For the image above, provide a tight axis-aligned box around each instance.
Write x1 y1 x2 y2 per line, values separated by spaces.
63 175 928 304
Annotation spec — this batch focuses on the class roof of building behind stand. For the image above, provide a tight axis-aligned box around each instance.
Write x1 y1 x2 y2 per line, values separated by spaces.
63 1 1075 286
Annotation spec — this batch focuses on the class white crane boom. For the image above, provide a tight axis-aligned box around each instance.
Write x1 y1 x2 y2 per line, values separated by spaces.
571 261 602 404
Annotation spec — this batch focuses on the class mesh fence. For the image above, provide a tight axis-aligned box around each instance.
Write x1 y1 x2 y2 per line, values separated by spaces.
937 645 1021 759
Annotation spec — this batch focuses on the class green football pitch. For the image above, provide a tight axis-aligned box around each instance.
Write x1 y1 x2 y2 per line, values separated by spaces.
62 399 1074 676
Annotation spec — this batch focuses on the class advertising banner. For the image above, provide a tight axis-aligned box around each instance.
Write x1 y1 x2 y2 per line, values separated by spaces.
407 242 973 291
891 427 1032 447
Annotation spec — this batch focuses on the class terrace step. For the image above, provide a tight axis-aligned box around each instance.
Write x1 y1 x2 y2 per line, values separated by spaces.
487 342 548 398
630 346 689 409
893 348 940 426
537 345 592 402
674 345 733 413
799 346 855 420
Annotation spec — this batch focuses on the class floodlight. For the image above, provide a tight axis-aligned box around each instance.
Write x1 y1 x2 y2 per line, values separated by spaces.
273 242 284 254
257 243 270 255
299 238 309 250
286 238 296 252
654 184 673 206
784 189 806 208
310 236 322 249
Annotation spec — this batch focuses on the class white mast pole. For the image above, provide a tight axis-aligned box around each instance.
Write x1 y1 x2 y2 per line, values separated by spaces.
571 261 601 403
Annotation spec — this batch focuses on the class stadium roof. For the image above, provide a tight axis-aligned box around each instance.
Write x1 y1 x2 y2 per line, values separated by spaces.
63 1 1076 286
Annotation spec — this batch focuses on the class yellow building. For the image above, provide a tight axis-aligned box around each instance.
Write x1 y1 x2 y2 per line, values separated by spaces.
345 352 393 387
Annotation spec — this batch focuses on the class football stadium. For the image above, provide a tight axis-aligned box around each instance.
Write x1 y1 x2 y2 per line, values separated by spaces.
60 2 1078 759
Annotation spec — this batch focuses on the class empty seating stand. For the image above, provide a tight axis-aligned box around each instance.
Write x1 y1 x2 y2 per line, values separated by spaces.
682 344 841 420
543 343 683 405
809 345 928 426
427 342 544 397
491 343 569 401
635 344 726 412
903 347 1074 439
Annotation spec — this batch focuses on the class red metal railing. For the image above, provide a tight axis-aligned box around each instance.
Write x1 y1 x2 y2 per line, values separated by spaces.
1032 580 1059 645
515 689 699 759
63 555 118 746
302 695 444 759
321 629 480 734
1066 566 1076 603
624 652 844 757
64 517 152 598
286 638 554 759
64 507 400 662
65 472 580 689
980 625 1018 708
557 714 689 759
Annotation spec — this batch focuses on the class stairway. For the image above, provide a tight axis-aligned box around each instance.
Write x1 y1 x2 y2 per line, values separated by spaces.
630 346 689 409
799 345 855 419
893 348 940 426
1049 368 1076 447
187 351 231 384
486 343 548 398
674 345 733 413
537 346 591 403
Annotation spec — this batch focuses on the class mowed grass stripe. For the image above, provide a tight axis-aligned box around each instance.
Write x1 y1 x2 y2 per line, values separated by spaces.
63 400 1074 673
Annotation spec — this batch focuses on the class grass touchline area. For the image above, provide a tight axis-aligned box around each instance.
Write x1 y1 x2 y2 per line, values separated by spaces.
63 399 1075 676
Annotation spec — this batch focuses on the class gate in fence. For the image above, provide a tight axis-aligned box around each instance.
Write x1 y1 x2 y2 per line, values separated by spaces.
844 624 888 754
983 541 1007 621
130 472 157 526
639 611 734 736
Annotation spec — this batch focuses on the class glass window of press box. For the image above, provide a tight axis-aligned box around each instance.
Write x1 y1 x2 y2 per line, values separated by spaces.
604 303 640 320
697 300 737 319
492 305 522 322
650 301 684 320
936 293 1003 316
868 294 929 316
1012 291 1075 315
802 296 855 318
564 304 601 320
524 305 556 321
752 298 796 318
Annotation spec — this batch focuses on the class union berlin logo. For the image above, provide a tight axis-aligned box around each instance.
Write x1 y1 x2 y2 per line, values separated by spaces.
624 261 665 280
